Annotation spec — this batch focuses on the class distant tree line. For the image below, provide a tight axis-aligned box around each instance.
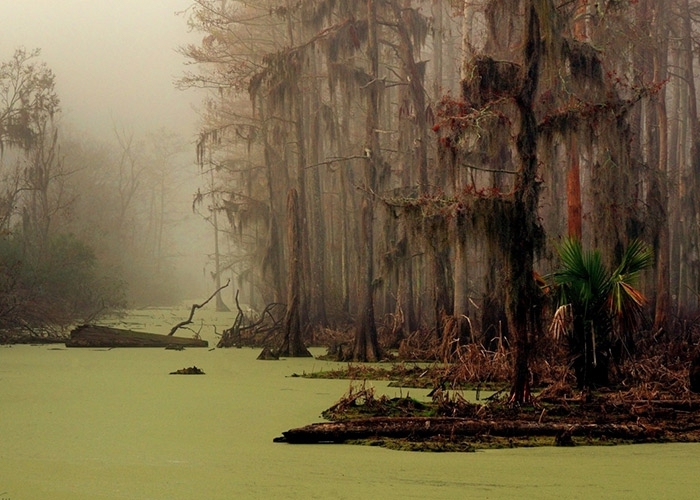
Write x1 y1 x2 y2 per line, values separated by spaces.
0 48 195 337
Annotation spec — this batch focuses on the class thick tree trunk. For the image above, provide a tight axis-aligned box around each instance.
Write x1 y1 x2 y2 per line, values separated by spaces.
336 94 359 316
293 92 312 337
262 98 288 303
432 0 444 99
278 189 312 358
308 52 328 327
682 0 700 309
389 0 428 190
430 219 453 337
351 0 382 362
508 2 543 404
395 5 417 339
668 41 682 316
353 197 381 361
652 5 670 332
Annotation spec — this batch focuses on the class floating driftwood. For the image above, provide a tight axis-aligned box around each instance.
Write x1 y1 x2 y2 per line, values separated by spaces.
170 366 205 375
66 325 208 348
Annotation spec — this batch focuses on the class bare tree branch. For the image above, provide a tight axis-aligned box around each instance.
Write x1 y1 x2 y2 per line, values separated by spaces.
168 279 231 336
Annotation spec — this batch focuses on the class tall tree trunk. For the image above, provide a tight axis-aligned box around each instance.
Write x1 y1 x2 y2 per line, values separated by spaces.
567 9 585 242
682 0 700 310
668 38 682 315
651 4 670 331
208 143 229 312
308 53 328 327
263 117 287 303
432 0 444 100
389 0 428 190
283 3 312 336
508 1 544 404
352 0 382 362
279 188 312 357
293 77 311 336
337 94 358 316
396 14 416 339
354 196 381 361
567 133 583 240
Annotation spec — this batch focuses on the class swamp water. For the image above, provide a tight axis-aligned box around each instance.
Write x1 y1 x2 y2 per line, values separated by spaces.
2 306 700 499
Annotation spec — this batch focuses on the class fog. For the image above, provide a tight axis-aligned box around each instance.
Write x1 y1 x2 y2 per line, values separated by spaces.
0 1 199 137
0 1 214 306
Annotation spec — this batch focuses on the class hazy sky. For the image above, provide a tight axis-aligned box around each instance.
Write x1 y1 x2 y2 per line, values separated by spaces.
0 1 203 139
0 1 216 297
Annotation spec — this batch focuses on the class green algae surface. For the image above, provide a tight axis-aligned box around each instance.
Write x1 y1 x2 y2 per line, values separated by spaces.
2 307 700 499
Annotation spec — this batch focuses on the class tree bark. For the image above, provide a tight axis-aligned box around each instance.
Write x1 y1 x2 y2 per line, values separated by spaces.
567 133 582 240
278 188 312 357
389 0 428 190
351 0 382 362
651 4 670 332
682 0 700 309
507 1 544 404
262 98 288 303
309 66 328 326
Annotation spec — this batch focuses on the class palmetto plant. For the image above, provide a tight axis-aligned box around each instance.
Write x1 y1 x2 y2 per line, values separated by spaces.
548 238 653 389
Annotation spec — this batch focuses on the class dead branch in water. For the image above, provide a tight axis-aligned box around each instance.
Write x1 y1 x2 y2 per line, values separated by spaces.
217 290 286 348
168 279 231 336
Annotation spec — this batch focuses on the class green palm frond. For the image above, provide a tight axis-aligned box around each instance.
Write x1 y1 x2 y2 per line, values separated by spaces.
546 238 652 387
612 239 654 283
608 240 652 329
548 237 652 343
551 237 608 308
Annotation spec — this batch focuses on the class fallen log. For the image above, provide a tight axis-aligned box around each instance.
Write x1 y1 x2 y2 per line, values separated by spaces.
275 416 663 444
66 325 208 348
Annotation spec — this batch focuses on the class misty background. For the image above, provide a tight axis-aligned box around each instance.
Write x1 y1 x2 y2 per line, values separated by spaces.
0 1 198 137
0 1 215 311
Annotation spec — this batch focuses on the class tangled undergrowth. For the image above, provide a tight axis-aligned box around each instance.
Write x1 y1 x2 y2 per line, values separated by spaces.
280 329 700 452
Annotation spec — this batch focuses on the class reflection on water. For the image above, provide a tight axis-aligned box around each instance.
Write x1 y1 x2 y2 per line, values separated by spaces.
2 307 700 499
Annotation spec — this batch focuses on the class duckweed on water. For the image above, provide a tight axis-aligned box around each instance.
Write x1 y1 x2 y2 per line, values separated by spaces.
3 307 700 498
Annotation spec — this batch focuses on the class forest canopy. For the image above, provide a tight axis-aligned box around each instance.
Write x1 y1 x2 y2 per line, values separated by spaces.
179 0 700 399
